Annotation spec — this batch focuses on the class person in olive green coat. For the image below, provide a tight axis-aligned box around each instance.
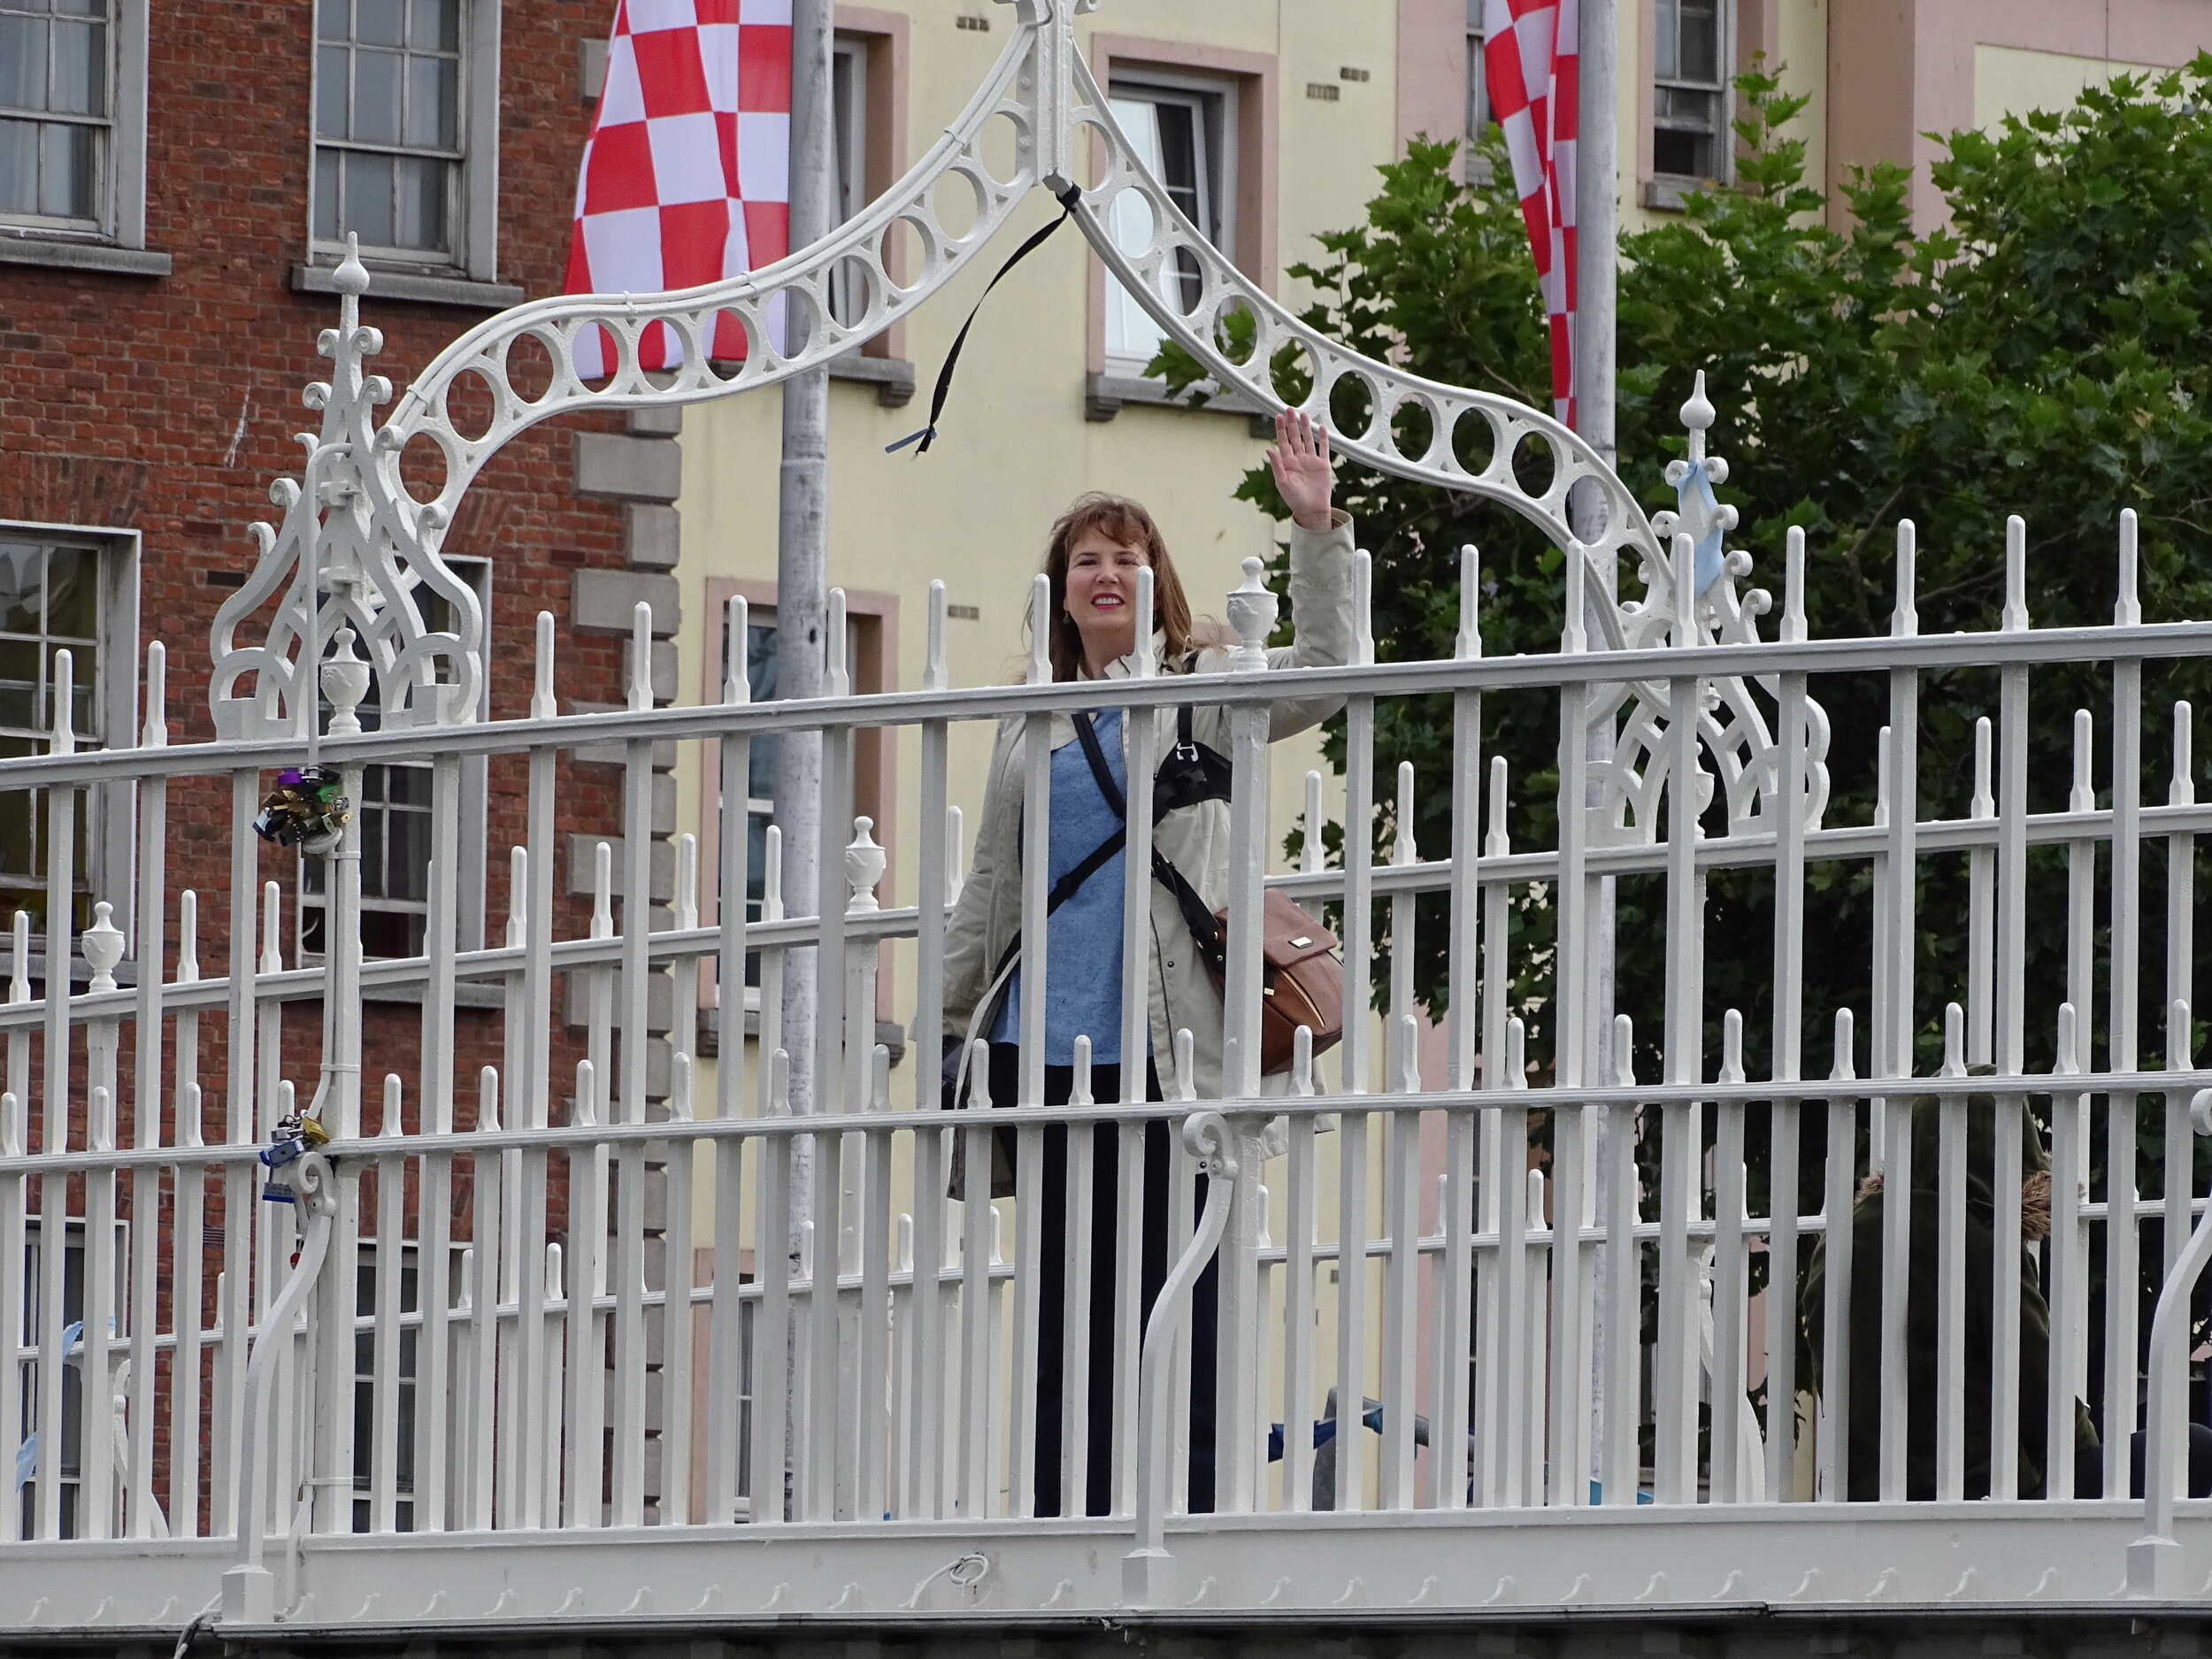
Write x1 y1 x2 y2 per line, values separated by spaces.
1799 1072 2096 1500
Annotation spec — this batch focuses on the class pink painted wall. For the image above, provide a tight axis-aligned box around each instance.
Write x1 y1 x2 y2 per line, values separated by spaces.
1830 0 2212 228
1398 0 1469 161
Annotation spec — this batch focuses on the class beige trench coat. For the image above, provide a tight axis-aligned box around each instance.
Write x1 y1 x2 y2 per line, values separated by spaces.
941 511 1357 1101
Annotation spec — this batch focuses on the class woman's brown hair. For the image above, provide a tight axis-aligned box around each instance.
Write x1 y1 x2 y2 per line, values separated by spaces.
1037 493 1194 681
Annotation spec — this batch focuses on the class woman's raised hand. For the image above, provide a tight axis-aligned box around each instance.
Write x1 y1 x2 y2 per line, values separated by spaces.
1267 408 1337 532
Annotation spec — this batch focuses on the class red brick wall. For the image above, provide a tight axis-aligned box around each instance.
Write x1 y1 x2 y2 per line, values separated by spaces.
0 2 643 1529
0 1 633 1002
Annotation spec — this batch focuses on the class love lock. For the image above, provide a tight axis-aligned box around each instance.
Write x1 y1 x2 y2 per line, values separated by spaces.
259 1110 332 1204
253 765 351 852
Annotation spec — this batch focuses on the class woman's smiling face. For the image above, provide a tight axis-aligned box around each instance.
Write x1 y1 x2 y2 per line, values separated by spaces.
1064 528 1149 673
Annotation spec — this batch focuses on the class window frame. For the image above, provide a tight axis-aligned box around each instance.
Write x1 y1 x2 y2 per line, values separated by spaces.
0 521 139 948
0 0 149 252
825 35 869 328
1464 0 1487 150
305 0 503 283
827 11 910 366
1081 36 1277 417
1099 70 1236 375
697 580 897 1028
1647 0 1735 191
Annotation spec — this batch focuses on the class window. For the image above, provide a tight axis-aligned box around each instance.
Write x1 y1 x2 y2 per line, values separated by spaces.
350 1248 418 1533
1653 0 1728 181
0 529 136 935
15 1219 127 1539
1465 0 1487 146
0 0 108 229
699 582 898 1021
826 36 868 327
300 557 489 961
17 1222 86 1538
1103 76 1234 369
723 611 780 988
311 0 499 279
314 0 465 259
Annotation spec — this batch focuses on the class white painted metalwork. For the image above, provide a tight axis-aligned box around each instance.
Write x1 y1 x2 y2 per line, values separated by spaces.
3 473 2210 1623
5 0 2212 1634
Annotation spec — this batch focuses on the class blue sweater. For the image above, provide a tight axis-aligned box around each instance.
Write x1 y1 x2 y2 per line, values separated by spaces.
989 710 1146 1064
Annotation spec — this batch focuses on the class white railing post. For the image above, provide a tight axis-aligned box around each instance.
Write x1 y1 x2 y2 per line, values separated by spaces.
2130 1086 2212 1596
1766 524 1809 1500
219 1145 337 1623
1124 1110 1235 1608
1218 557 1277 1514
127 640 168 1540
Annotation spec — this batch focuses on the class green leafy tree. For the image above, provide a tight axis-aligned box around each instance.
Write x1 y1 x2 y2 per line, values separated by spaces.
1159 57 2212 1107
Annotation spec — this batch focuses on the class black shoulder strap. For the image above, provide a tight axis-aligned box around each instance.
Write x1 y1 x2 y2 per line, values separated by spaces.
1074 710 1224 961
887 184 1084 457
1071 708 1127 818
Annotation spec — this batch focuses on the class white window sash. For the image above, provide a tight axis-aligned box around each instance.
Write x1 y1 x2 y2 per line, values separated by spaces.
1652 0 1734 183
1102 74 1236 372
0 521 140 941
827 37 870 326
304 0 502 280
0 0 148 246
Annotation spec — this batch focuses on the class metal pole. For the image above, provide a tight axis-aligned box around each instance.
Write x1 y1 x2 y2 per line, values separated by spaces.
772 0 834 1519
1571 0 1619 1495
1571 0 1617 492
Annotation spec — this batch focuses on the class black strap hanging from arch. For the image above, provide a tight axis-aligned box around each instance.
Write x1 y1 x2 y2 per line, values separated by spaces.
886 183 1085 456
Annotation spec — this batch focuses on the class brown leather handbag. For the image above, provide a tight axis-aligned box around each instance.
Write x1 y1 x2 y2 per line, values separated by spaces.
1218 890 1345 1075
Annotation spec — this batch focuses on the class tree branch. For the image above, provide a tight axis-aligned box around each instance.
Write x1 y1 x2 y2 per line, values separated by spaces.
1834 480 1912 634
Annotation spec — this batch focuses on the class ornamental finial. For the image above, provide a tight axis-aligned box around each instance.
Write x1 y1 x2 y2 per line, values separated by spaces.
846 818 886 915
82 902 124 992
1225 557 1278 672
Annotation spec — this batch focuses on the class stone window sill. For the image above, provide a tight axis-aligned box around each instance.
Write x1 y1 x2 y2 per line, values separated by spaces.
0 234 170 277
828 349 916 407
1640 174 1723 214
291 262 525 310
1087 371 1272 435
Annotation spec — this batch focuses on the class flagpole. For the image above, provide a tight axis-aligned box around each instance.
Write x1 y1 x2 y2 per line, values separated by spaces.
1571 0 1618 1500
773 0 834 1521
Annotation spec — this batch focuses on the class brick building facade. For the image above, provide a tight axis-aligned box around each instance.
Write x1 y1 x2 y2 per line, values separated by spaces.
0 0 696 1528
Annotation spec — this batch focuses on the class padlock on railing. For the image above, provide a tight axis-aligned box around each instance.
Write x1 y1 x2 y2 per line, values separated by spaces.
258 1109 332 1204
251 764 351 852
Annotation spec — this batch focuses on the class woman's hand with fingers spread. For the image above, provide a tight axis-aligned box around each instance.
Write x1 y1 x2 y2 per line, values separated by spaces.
1267 409 1336 531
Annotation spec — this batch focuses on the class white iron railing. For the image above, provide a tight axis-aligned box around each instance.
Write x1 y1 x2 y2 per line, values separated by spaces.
5 0 2212 1629
4 499 2212 1624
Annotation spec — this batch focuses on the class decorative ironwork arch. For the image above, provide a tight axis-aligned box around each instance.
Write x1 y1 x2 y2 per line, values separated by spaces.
210 0 1824 841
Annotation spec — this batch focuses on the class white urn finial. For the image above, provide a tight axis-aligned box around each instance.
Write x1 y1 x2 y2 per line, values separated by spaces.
322 626 371 735
1225 557 1278 672
82 901 124 992
846 818 886 915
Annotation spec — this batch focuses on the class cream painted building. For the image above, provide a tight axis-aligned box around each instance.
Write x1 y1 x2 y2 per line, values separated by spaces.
669 0 2212 1108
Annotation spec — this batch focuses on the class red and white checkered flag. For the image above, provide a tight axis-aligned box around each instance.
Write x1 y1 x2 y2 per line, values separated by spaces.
1483 0 1578 427
563 0 793 376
